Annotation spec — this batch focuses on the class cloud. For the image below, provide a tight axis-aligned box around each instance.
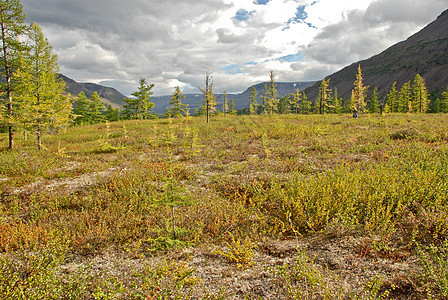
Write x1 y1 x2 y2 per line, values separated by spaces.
20 0 447 96
303 0 446 70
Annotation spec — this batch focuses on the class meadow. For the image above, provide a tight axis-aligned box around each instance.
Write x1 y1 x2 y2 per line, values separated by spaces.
0 113 447 299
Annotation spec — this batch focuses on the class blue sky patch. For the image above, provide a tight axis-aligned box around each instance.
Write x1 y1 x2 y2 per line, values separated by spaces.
253 0 270 5
222 64 243 74
285 4 317 29
278 52 305 62
234 9 255 22
293 5 308 22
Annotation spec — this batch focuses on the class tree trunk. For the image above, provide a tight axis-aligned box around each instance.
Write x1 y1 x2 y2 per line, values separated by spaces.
207 103 210 123
37 124 42 151
8 124 13 149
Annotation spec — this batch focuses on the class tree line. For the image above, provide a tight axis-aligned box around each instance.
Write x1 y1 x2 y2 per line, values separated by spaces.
0 0 192 150
2 0 448 150
244 66 448 116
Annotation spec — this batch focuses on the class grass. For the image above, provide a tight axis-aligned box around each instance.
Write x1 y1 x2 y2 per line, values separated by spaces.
1 113 448 298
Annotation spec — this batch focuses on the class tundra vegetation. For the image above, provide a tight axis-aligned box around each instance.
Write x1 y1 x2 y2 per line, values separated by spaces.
1 0 448 298
1 113 448 299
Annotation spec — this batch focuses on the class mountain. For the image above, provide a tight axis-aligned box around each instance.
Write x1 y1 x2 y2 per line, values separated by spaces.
60 74 314 113
304 9 448 101
59 74 127 108
152 81 316 114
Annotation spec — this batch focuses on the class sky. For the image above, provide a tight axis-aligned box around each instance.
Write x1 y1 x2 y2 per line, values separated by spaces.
21 0 447 96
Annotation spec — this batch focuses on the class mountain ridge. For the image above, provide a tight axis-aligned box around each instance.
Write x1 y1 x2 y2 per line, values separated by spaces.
59 74 127 108
303 9 448 101
151 81 316 114
61 73 315 114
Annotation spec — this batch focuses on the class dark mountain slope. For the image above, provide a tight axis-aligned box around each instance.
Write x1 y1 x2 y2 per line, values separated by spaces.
304 9 448 101
59 74 127 107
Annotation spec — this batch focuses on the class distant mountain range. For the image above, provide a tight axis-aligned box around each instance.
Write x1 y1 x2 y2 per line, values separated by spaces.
151 81 316 114
61 9 448 112
304 9 448 100
61 74 315 114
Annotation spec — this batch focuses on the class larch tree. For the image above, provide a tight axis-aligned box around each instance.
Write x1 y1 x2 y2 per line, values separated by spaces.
386 82 398 113
265 71 278 114
168 86 189 118
261 83 269 114
301 91 311 114
249 86 258 115
222 91 228 116
199 73 217 123
0 0 27 149
317 78 330 114
412 74 429 113
13 22 71 150
398 82 412 113
290 89 301 114
346 90 355 113
229 99 236 115
351 65 367 113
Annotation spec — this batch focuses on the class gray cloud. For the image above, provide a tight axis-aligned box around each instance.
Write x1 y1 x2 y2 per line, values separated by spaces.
20 0 448 96
304 0 446 71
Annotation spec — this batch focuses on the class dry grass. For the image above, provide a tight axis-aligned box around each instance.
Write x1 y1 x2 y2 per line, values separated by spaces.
1 113 447 299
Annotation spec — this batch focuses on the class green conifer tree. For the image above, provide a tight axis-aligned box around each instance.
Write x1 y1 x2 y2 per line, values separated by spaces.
123 78 155 120
13 22 71 150
168 86 189 118
267 71 278 114
440 87 448 113
87 92 106 124
222 91 228 116
105 104 121 122
431 97 441 113
332 88 343 114
73 92 90 125
0 0 27 149
249 86 258 115
300 92 311 114
398 82 412 113
229 99 236 115
278 96 290 114
386 82 398 113
368 87 380 114
261 83 269 114
412 74 429 113
318 78 330 114
290 89 301 114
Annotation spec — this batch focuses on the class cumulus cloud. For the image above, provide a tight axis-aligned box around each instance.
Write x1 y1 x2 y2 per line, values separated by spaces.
21 0 447 96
